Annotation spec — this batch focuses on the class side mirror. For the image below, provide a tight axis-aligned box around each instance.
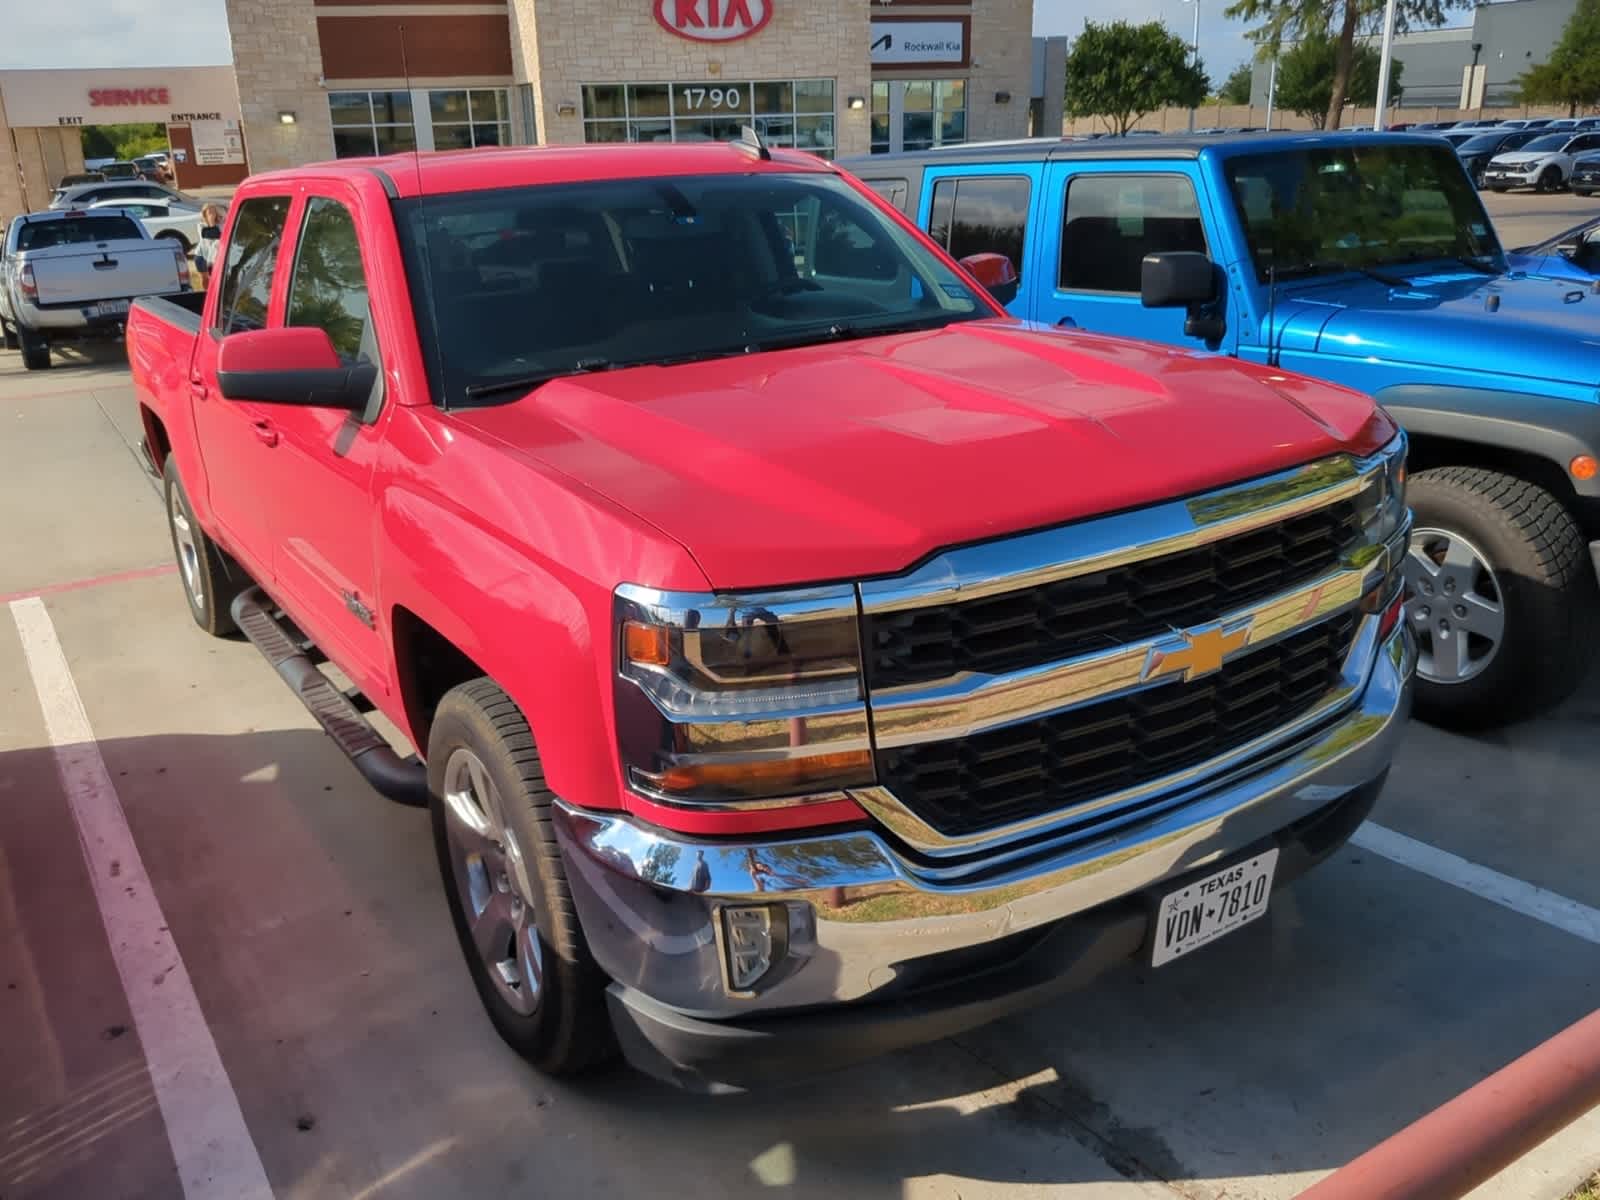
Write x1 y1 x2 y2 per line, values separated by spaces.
958 252 1020 307
1140 251 1216 308
217 327 376 410
1556 241 1580 259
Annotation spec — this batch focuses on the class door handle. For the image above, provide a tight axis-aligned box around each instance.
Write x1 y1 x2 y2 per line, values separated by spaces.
1055 316 1079 329
188 371 208 401
251 419 279 447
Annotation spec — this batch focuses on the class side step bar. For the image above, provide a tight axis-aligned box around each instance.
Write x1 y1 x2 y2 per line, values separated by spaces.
231 586 428 807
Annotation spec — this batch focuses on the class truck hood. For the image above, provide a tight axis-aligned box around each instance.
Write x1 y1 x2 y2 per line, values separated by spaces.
452 320 1388 590
1273 271 1600 389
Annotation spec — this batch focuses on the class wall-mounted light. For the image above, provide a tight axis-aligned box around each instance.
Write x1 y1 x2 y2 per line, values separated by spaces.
994 91 1011 104
557 101 577 117
278 111 297 125
847 95 866 110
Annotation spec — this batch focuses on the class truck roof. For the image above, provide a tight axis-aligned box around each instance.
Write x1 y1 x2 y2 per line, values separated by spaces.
846 130 1451 169
244 142 837 200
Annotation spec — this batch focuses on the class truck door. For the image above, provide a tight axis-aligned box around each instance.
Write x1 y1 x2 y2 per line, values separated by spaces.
190 194 294 578
1035 163 1229 349
914 165 1038 317
259 186 390 697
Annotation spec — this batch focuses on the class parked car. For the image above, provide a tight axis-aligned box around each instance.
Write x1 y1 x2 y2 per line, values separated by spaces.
0 207 190 369
846 132 1600 727
1440 131 1483 149
56 171 107 188
1570 153 1600 196
50 180 196 209
135 153 174 183
1453 128 1545 187
91 197 202 252
1409 121 1459 131
1482 130 1600 191
98 161 146 180
125 143 1412 1091
1508 215 1600 280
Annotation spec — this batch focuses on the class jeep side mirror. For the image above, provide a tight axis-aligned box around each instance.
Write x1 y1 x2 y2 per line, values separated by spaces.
1141 251 1216 308
958 252 1021 307
1141 251 1226 344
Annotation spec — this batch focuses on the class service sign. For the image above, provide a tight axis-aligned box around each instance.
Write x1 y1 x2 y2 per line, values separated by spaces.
653 0 771 42
870 19 965 65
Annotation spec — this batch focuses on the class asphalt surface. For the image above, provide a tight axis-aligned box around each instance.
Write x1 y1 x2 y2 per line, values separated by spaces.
2 199 1598 1200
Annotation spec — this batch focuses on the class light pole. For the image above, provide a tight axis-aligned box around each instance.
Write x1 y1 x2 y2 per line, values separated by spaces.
1183 0 1201 132
1265 55 1278 130
1469 41 1484 118
1373 0 1398 130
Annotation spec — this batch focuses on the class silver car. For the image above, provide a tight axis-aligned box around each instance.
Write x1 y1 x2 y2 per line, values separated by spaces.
49 180 196 210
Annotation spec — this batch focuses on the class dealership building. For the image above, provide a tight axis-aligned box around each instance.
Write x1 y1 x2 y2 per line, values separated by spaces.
224 0 1035 173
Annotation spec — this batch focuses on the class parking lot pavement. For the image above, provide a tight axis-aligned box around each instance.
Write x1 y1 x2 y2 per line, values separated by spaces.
2 295 1598 1197
1478 189 1599 249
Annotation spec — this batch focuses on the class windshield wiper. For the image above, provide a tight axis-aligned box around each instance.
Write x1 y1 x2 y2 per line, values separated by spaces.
1382 251 1501 276
1272 259 1409 287
751 313 966 353
461 357 618 402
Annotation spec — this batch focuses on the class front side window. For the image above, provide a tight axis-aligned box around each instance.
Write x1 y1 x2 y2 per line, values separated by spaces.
928 176 1030 282
215 196 291 335
1059 174 1206 294
286 198 375 364
394 172 987 407
1224 144 1500 282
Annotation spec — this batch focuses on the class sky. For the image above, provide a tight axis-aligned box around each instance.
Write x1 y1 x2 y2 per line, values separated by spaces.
1032 0 1260 79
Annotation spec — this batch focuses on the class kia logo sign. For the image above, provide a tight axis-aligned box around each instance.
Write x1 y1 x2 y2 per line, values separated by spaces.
89 88 171 106
653 0 770 42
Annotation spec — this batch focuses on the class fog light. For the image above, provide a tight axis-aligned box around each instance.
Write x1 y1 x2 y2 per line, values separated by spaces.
721 904 787 993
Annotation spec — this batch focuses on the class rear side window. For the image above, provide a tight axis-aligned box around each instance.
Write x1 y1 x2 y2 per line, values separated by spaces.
215 196 292 336
1058 174 1207 294
927 176 1030 282
286 197 376 364
17 216 142 249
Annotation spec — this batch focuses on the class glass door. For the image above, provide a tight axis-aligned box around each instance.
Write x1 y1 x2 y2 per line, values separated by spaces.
870 79 967 154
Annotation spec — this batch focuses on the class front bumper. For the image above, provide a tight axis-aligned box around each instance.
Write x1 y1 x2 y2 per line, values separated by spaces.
555 625 1415 1090
1483 167 1541 186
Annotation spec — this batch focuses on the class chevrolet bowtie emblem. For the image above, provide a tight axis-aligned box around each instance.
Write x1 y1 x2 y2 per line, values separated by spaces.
1144 623 1253 683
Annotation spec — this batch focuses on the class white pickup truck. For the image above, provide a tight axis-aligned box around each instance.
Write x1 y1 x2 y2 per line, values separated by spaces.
0 208 190 370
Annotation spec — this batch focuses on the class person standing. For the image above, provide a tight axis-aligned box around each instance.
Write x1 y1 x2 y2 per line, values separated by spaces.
193 204 225 289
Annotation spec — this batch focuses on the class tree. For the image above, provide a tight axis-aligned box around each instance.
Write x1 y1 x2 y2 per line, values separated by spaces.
1225 0 1460 128
81 122 168 162
1516 0 1600 116
1065 21 1210 136
1275 31 1404 129
1220 62 1256 105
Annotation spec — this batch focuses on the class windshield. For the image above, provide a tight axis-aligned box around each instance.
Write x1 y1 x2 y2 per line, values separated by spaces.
1520 134 1570 153
1223 143 1501 283
1457 134 1506 153
18 215 143 249
395 172 989 407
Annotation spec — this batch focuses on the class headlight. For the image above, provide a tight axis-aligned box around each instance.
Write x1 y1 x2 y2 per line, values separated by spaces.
614 584 873 804
1357 431 1409 617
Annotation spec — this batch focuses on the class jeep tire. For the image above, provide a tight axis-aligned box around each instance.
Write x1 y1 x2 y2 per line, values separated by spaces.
1405 467 1598 729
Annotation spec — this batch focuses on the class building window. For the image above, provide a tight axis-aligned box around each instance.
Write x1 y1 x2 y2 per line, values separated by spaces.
581 80 836 158
870 82 891 154
927 176 1030 283
870 80 966 155
429 89 512 150
329 90 416 158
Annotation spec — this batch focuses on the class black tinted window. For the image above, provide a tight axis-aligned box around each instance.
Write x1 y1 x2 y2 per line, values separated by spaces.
927 176 1030 281
287 198 374 363
1059 175 1206 293
216 196 291 335
17 216 142 249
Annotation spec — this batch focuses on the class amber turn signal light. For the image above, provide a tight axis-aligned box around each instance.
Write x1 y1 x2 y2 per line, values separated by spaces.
639 749 873 797
623 619 670 667
1571 455 1598 482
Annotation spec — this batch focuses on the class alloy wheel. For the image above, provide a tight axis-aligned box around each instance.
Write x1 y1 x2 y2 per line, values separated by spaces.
1404 527 1506 685
167 485 205 608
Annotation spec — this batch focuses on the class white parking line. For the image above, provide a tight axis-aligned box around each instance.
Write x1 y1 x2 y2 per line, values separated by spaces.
9 597 274 1200
1353 821 1600 945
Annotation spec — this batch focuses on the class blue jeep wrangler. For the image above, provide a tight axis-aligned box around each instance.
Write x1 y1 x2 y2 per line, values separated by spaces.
845 133 1600 729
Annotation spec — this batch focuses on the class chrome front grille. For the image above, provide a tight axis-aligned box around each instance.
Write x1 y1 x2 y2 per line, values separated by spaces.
864 497 1363 689
874 613 1359 837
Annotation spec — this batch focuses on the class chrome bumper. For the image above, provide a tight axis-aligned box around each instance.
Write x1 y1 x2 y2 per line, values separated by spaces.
555 624 1414 1022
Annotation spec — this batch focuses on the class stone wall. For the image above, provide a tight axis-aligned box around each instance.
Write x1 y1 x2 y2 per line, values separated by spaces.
225 0 336 171
967 0 1034 144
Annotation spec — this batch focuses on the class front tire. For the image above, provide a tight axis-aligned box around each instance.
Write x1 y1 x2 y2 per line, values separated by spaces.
19 325 49 370
1404 467 1598 729
428 679 614 1076
1538 166 1564 193
163 457 246 635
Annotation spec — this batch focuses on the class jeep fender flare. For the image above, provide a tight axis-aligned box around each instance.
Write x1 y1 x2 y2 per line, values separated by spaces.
1375 384 1600 501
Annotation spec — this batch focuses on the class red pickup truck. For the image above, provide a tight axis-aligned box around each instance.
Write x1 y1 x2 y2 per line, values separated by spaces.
127 141 1414 1090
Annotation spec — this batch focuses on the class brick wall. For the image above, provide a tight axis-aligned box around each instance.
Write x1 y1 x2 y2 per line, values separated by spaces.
225 0 335 171
510 0 874 155
966 0 1033 143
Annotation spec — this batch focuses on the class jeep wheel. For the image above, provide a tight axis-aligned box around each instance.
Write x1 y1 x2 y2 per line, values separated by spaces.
428 679 614 1076
1404 468 1598 729
163 457 247 635
19 325 50 370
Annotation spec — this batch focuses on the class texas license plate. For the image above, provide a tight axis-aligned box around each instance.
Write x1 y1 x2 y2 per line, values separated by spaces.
1151 848 1278 967
95 299 130 317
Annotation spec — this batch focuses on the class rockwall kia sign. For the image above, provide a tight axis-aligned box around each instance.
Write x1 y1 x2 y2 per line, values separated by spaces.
653 0 771 42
